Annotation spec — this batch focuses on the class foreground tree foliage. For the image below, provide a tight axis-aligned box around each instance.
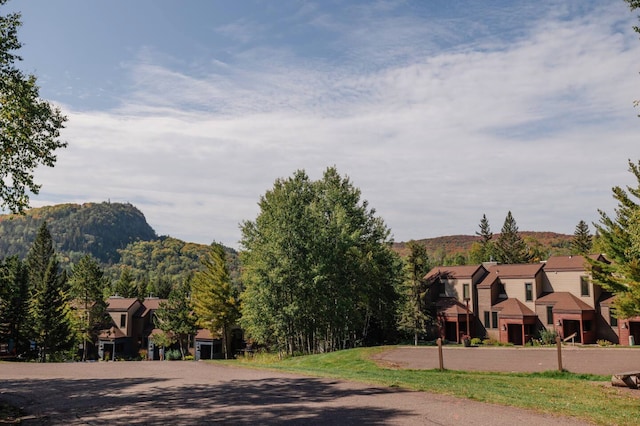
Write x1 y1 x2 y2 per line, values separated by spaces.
240 167 401 356
0 0 67 213
589 159 640 318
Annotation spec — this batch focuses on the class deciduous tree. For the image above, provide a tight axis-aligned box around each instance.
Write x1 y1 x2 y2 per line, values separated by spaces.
155 278 198 359
0 0 67 213
69 254 109 361
240 167 401 356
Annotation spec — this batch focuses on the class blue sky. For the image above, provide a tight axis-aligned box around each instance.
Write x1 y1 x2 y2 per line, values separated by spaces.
4 0 640 247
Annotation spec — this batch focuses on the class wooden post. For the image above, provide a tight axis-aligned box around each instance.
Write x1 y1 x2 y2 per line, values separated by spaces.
556 335 563 372
437 338 444 371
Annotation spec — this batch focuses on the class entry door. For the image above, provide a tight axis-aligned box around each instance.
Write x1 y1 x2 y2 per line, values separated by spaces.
563 320 582 343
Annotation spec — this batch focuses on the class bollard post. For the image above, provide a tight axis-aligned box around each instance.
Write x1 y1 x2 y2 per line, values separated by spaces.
437 337 444 371
556 335 563 372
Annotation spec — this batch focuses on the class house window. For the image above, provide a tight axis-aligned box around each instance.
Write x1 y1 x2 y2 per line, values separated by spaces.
546 306 553 325
484 311 490 328
583 320 592 332
439 279 446 297
491 311 498 329
580 276 589 296
610 310 618 327
463 283 470 301
120 314 126 328
525 282 533 302
498 282 507 298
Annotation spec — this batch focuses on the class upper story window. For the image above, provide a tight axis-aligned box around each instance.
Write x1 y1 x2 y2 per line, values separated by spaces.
497 282 507 299
525 282 533 302
546 306 553 325
439 279 446 297
580 276 589 297
463 283 470 301
120 314 126 328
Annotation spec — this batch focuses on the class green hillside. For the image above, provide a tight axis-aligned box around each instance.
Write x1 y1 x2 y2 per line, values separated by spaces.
0 202 238 292
0 202 157 264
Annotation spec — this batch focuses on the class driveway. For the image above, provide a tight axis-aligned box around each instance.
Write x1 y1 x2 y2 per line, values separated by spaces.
373 345 640 375
0 360 590 425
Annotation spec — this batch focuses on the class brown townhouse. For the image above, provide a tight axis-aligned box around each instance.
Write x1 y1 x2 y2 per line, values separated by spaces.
425 255 640 346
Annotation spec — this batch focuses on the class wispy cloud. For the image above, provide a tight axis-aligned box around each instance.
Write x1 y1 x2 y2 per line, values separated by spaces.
33 1 640 247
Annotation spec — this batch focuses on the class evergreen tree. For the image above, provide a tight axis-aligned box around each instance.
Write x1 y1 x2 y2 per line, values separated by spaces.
571 220 592 255
494 211 531 264
155 277 198 359
26 222 74 361
397 241 431 345
475 214 494 262
0 0 67 213
191 243 240 359
69 254 109 361
588 159 640 318
113 267 137 298
0 256 29 356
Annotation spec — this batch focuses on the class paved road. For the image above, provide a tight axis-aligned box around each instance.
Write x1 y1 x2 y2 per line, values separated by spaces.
0 361 590 425
373 345 640 375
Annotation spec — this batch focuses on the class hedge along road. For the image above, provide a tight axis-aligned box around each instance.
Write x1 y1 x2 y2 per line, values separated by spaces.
0 360 591 425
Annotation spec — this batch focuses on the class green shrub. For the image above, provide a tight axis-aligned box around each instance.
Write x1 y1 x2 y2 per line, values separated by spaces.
470 337 483 346
597 339 612 347
184 355 194 361
165 349 182 360
538 328 558 345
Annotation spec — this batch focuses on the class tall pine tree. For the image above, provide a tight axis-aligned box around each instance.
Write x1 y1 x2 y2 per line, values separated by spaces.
191 243 240 359
0 256 29 356
588 159 640 318
571 220 592 255
397 241 431 345
494 211 531 264
26 222 75 361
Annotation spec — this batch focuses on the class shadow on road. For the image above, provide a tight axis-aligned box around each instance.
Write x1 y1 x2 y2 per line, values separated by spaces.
1 376 410 424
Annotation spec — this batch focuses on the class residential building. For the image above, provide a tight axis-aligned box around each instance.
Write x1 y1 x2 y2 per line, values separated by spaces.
426 254 637 346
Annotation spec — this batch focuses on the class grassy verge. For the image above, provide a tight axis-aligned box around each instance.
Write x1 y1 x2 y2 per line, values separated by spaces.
232 346 639 425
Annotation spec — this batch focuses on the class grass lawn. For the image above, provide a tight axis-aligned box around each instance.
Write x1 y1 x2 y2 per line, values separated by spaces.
233 346 640 425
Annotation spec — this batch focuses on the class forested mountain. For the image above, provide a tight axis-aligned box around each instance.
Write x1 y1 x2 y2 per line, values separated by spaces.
393 231 573 263
0 202 157 264
0 202 239 292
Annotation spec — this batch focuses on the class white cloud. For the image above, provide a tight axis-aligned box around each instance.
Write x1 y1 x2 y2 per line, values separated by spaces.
33 1 640 248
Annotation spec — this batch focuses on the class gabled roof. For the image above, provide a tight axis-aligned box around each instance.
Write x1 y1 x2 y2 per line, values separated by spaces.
536 292 594 313
599 294 616 307
140 298 167 317
424 264 486 281
106 297 139 311
477 263 543 288
543 254 606 272
436 297 471 317
98 326 127 340
493 298 536 318
195 328 221 340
